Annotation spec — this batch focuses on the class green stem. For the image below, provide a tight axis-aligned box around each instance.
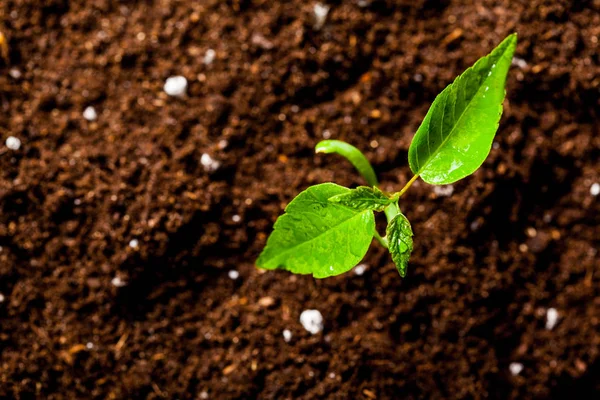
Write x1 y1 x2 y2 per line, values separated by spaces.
373 230 388 248
315 140 379 187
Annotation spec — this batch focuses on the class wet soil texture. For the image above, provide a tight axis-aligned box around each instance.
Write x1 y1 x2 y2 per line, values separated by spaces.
0 0 599 399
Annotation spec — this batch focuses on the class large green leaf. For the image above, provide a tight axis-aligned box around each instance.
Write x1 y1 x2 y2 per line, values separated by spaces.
328 186 393 212
408 34 517 185
386 212 413 277
256 183 375 278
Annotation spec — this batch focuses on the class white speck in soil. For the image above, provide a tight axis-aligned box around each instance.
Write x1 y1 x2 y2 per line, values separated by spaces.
492 141 500 149
545 308 559 330
5 136 21 151
217 139 228 150
163 75 188 97
357 0 370 7
282 329 292 342
200 153 221 172
111 276 127 288
128 239 139 249
0 293 5 303
313 3 330 30
232 214 241 223
199 392 209 399
9 68 21 79
228 270 240 280
86 342 94 349
203 49 216 65
329 372 336 379
512 57 528 69
308 370 315 377
83 106 98 121
434 185 454 197
509 362 523 376
354 264 367 276
322 129 331 139
300 309 324 334
74 199 82 206
413 73 423 82
590 183 600 196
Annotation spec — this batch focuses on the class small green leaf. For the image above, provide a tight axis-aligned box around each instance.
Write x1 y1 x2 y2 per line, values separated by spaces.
408 33 517 185
256 183 375 278
386 212 413 277
328 186 393 212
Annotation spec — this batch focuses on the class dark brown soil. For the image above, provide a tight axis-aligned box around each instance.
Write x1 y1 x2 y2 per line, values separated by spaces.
1 0 599 399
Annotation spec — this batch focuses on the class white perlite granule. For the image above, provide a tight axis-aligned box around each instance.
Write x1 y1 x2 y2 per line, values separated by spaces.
545 308 559 330
203 49 216 65
313 4 330 30
163 76 188 96
354 264 367 276
83 106 98 121
228 270 240 280
282 329 292 342
111 276 127 288
299 309 324 334
200 153 221 172
5 136 21 150
590 183 600 196
433 185 454 197
509 362 523 376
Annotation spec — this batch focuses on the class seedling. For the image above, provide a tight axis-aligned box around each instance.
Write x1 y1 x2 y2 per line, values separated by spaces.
257 34 517 278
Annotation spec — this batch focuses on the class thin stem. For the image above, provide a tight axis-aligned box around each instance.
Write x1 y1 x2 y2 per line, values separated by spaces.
395 174 419 199
373 230 388 248
315 140 379 187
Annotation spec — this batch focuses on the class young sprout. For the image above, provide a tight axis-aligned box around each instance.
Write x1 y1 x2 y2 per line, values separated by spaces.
257 34 517 278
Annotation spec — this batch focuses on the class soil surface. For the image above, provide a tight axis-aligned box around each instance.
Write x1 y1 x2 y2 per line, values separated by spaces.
1 0 599 399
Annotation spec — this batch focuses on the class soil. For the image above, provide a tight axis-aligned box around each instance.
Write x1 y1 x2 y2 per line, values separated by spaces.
0 0 599 399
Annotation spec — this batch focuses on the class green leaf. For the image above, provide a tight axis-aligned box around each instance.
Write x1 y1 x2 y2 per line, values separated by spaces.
386 212 413 277
328 186 393 212
256 183 375 278
408 33 517 185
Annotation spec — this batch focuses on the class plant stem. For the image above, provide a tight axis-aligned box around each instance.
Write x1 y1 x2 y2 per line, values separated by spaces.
315 140 379 187
395 174 419 199
374 230 388 248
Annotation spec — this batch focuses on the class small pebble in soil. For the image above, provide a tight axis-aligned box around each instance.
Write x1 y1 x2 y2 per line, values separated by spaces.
199 392 209 400
228 270 240 280
5 136 21 150
282 329 292 342
86 342 94 349
232 214 241 223
200 153 221 172
590 183 599 196
413 73 423 82
357 0 370 7
509 362 524 376
329 372 336 379
9 68 21 79
313 3 330 30
300 309 324 334
0 293 5 303
163 75 188 97
203 49 216 65
322 129 331 139
512 57 528 69
545 308 559 330
111 276 127 288
492 141 500 149
128 239 139 249
433 185 454 197
354 264 367 276
83 106 98 121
